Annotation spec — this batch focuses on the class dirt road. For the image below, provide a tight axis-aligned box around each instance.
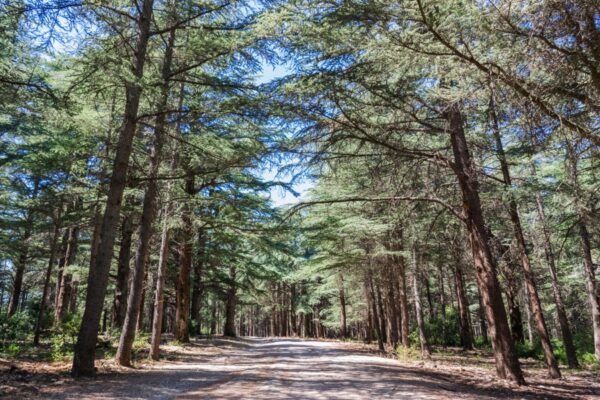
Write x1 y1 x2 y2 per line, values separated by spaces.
29 337 596 399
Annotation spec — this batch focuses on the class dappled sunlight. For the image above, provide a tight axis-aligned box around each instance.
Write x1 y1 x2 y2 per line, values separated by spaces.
32 337 595 400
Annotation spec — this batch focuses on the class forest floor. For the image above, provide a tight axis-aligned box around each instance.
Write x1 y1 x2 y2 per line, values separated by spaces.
1 337 600 399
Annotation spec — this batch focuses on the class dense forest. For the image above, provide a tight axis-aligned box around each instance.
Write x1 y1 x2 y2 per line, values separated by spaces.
1 0 599 391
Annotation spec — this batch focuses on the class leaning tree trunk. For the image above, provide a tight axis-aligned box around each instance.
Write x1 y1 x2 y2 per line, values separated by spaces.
566 143 600 362
116 25 174 367
489 92 560 378
72 0 154 378
446 102 524 384
530 163 578 367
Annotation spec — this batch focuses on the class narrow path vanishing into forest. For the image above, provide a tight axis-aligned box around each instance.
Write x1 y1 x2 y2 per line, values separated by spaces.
29 338 596 400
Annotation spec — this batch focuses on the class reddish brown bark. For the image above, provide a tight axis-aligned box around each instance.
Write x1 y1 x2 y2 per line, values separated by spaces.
72 0 155 377
446 102 524 384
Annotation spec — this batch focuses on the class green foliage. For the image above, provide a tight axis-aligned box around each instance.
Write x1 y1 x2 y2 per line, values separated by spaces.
0 312 34 343
473 336 492 351
133 333 150 351
515 340 541 360
2 343 22 358
425 308 461 347
50 313 82 362
395 343 421 361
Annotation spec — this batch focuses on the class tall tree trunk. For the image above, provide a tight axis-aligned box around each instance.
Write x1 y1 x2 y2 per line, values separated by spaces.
136 272 147 332
290 283 298 336
446 102 524 384
54 227 79 325
73 0 154 377
395 229 410 347
412 243 431 357
34 214 62 345
149 207 171 360
530 161 578 367
453 251 473 350
8 248 29 317
150 80 184 359
368 275 384 351
191 229 205 335
116 23 174 367
477 287 488 343
54 230 69 311
112 213 134 329
566 143 600 362
223 266 237 337
144 267 155 334
175 225 192 342
338 273 347 338
375 283 387 344
424 277 434 321
438 264 447 347
522 284 534 343
210 300 217 335
383 256 399 346
489 92 560 378
8 179 38 317
505 282 524 344
175 167 195 342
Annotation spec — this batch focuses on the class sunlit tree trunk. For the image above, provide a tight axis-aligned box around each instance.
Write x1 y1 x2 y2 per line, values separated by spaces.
489 92 560 378
446 102 524 384
116 24 175 366
566 143 600 362
73 0 155 377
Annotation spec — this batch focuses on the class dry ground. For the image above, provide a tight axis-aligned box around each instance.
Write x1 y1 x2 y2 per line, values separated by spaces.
1 337 599 399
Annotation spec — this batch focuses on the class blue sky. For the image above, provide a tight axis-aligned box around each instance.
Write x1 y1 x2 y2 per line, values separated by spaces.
256 63 314 207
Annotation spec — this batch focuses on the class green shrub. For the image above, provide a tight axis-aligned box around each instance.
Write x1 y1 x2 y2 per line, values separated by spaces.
2 343 21 358
579 352 600 368
50 313 82 362
474 336 492 351
395 343 421 360
408 330 421 349
0 312 34 342
133 333 150 350
50 333 73 361
424 308 461 347
515 340 541 360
